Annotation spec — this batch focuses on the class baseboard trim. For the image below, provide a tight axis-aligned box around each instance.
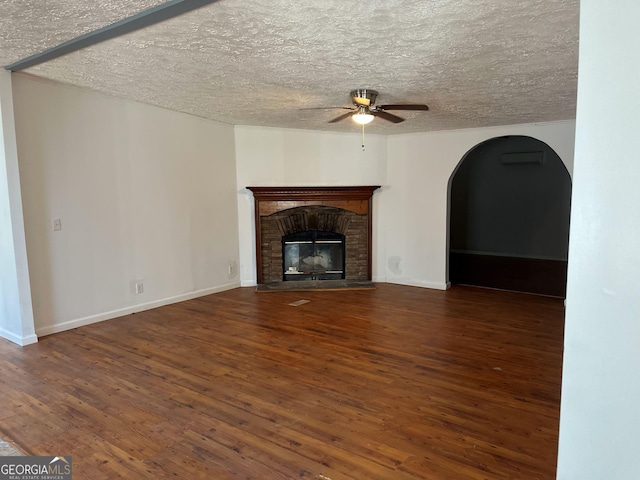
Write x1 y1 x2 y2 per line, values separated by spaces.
384 278 450 291
36 282 240 337
0 327 38 346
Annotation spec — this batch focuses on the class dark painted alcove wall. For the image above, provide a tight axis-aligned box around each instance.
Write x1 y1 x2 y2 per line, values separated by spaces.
449 135 572 296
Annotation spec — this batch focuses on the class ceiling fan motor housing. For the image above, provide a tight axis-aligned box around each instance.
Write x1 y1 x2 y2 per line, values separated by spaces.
351 89 378 107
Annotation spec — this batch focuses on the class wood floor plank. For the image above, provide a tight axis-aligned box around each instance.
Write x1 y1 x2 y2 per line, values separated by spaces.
0 284 563 479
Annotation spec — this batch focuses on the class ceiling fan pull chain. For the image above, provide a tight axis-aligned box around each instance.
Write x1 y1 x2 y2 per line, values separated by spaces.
362 124 366 151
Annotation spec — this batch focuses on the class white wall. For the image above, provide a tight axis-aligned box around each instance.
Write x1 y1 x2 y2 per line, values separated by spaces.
0 71 36 345
234 122 576 290
234 125 387 286
384 121 576 290
13 75 240 336
557 2 640 479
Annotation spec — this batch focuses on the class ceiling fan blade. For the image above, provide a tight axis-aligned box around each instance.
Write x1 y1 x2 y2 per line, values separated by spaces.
328 111 355 123
378 104 430 111
372 110 405 123
300 106 354 111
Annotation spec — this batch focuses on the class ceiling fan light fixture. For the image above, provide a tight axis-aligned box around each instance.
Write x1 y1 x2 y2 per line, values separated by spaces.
352 107 374 125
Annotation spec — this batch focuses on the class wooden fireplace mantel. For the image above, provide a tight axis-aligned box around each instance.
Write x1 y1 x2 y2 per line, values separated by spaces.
247 186 380 284
247 186 380 216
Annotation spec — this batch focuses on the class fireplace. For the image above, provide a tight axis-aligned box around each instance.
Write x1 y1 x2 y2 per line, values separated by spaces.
247 186 380 286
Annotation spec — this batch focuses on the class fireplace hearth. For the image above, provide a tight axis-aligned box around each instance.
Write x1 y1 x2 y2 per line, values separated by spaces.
247 186 380 287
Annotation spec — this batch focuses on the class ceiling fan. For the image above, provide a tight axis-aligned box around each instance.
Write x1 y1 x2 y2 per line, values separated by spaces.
318 89 429 125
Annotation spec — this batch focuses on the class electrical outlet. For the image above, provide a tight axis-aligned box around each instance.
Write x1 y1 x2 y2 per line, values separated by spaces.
227 260 237 279
135 282 144 295
52 218 62 231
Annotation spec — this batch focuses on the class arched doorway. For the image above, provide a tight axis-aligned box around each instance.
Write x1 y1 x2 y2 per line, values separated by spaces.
448 136 571 297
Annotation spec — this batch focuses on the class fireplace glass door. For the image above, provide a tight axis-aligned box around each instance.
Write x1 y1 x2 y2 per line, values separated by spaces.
283 231 345 281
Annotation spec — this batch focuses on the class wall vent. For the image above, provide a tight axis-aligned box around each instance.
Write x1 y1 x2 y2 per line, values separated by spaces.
500 151 544 165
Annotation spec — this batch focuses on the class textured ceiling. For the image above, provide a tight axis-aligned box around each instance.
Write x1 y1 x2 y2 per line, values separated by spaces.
2 0 580 134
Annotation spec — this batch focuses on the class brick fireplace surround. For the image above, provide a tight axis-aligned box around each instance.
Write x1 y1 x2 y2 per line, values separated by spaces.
247 186 380 285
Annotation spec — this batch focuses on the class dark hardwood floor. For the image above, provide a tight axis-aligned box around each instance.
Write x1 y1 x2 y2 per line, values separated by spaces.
0 284 564 479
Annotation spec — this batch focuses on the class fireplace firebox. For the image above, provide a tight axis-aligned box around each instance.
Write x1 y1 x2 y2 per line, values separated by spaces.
283 231 345 281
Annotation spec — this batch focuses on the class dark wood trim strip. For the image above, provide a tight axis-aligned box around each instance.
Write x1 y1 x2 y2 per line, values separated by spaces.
253 193 264 284
247 185 380 202
367 194 374 281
